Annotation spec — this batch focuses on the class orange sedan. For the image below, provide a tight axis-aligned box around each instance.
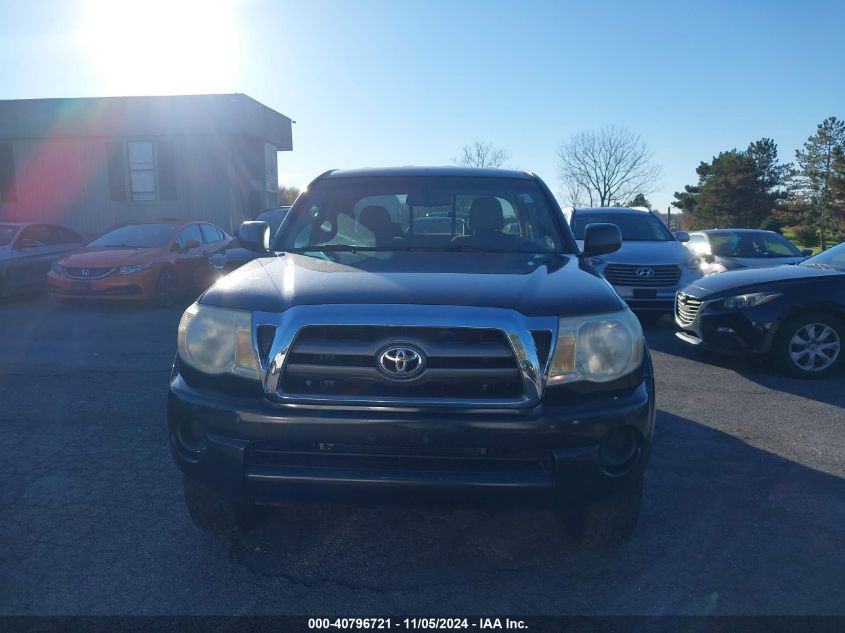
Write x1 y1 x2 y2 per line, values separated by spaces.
47 221 232 306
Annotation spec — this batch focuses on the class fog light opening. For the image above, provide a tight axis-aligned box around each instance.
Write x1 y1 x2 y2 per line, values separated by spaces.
176 418 207 454
599 426 640 475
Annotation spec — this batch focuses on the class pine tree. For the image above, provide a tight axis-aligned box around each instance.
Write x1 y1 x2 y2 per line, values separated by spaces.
792 117 845 247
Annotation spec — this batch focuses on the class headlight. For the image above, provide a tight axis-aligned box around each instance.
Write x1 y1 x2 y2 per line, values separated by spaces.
721 292 781 310
117 263 152 275
177 303 259 379
681 254 702 270
51 262 64 275
548 309 644 384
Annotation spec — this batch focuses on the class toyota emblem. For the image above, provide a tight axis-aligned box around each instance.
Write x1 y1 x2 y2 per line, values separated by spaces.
377 344 426 380
635 267 655 278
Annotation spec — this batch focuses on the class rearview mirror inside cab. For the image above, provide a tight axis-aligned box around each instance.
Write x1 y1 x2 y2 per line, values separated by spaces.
582 223 621 257
238 220 270 253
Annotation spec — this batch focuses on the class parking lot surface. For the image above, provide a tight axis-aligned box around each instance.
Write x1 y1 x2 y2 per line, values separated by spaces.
1 294 843 615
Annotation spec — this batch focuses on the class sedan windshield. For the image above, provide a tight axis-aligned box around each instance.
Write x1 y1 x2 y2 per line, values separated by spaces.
570 212 673 241
257 207 290 235
708 231 803 257
276 176 568 254
802 242 845 270
0 223 19 246
87 224 177 248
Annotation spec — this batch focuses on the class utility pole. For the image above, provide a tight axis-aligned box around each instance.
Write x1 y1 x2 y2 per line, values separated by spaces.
667 205 671 230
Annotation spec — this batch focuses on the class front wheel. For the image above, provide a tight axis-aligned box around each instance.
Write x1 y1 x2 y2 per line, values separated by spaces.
154 269 176 307
771 312 843 378
182 476 261 537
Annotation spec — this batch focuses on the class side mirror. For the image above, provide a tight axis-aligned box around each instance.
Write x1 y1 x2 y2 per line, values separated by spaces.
238 221 270 253
183 239 201 251
703 253 716 264
674 231 690 243
582 223 621 258
802 249 813 257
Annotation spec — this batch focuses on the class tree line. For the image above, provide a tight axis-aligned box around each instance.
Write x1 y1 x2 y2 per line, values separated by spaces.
672 117 845 248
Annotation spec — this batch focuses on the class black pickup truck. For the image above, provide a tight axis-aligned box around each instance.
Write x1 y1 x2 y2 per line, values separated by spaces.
168 167 655 546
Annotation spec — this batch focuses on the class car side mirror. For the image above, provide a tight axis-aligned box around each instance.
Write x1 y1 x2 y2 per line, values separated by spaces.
802 249 813 257
238 221 270 253
582 223 621 258
183 239 201 251
703 253 716 264
674 231 690 243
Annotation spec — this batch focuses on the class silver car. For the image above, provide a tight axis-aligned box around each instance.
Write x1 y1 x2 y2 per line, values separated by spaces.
566 207 702 312
686 228 812 274
0 221 84 298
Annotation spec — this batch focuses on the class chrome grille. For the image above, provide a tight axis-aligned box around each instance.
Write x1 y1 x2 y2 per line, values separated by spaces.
675 293 703 326
280 325 524 401
65 267 113 280
604 264 681 288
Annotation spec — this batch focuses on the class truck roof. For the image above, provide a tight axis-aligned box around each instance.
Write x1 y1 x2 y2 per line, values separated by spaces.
321 166 534 180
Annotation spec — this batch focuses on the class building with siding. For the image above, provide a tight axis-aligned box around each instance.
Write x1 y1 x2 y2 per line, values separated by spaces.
0 94 293 236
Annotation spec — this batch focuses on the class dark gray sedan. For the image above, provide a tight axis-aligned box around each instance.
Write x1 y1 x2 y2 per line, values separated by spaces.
0 222 84 298
686 229 811 275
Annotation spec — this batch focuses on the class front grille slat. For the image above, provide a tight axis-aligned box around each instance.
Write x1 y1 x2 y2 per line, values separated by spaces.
65 267 113 280
280 325 524 402
604 264 681 287
675 293 703 326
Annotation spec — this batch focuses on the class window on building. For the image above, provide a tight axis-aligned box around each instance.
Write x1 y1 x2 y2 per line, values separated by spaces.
0 144 17 203
127 141 156 201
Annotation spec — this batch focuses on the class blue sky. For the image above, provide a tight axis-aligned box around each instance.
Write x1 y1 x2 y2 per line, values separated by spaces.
2 0 844 212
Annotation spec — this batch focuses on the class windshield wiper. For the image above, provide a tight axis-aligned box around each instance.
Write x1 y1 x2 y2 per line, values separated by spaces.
803 262 840 270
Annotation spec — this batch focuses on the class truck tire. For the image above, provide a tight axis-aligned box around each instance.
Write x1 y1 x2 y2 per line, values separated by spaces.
182 475 261 537
567 474 643 547
771 311 843 378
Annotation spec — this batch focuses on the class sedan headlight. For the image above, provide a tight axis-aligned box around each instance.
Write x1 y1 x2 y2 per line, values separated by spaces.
51 262 64 275
548 309 644 384
721 292 781 310
681 254 702 270
177 303 259 379
117 263 152 275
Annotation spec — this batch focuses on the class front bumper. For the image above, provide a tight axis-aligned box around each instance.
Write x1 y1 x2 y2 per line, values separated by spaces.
46 270 155 300
674 296 778 355
168 366 655 508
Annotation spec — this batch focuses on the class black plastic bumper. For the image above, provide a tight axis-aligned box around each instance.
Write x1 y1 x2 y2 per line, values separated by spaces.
675 307 778 355
168 369 655 509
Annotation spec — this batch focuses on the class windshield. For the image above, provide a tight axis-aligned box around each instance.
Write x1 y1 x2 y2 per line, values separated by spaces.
802 242 845 270
275 176 569 254
570 212 673 241
257 207 291 235
709 231 803 257
0 223 19 246
86 224 177 248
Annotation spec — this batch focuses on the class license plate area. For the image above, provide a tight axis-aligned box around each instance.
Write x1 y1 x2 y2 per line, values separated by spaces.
633 288 657 299
71 281 92 293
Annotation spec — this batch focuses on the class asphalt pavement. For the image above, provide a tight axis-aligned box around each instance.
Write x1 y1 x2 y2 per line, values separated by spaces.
1 293 843 615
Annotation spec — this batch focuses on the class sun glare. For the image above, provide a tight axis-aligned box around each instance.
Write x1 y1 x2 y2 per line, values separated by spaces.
77 0 238 95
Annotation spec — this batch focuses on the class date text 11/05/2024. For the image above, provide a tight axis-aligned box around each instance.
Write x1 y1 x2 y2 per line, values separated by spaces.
307 618 528 630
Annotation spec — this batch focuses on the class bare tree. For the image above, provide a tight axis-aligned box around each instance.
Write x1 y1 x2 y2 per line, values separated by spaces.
557 126 661 207
454 141 510 168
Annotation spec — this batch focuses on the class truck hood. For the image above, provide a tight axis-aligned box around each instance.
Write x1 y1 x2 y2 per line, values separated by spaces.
60 247 159 268
685 263 842 297
576 239 691 264
201 251 625 317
